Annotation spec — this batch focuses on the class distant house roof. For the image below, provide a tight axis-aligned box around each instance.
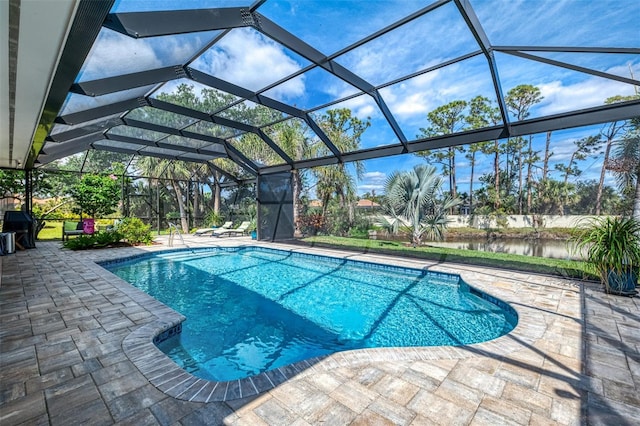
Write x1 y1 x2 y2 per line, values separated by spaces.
356 199 380 208
308 200 322 207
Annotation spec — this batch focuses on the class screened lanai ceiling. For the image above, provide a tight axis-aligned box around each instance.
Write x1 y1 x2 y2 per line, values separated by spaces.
7 0 640 185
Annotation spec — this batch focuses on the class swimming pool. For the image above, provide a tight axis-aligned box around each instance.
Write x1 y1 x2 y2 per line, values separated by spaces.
105 247 517 381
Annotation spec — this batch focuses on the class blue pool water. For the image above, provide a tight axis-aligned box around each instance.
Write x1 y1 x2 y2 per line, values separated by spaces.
105 247 517 381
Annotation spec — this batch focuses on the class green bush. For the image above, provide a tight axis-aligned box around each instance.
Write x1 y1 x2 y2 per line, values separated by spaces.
118 217 153 245
325 207 351 236
348 216 372 239
63 234 96 250
203 210 225 227
299 213 326 236
94 230 124 246
62 230 124 250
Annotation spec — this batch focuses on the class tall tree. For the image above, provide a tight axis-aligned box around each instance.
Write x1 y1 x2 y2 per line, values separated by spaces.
417 100 468 202
265 119 309 237
596 95 638 215
611 116 640 219
505 85 543 214
312 109 369 223
541 131 553 182
466 96 500 213
536 131 554 212
153 83 251 219
554 135 601 215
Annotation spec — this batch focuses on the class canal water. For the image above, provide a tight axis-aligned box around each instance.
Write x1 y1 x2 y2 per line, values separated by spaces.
426 238 576 260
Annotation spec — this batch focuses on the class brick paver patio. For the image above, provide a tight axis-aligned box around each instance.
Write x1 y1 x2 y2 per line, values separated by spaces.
1 237 638 425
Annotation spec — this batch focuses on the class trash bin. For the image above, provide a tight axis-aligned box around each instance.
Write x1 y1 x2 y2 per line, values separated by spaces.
1 232 16 254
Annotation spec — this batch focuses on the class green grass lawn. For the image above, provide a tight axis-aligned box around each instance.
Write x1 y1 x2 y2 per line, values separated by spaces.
37 221 63 240
301 235 594 280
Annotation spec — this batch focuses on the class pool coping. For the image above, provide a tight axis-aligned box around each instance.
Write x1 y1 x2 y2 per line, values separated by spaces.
105 244 553 402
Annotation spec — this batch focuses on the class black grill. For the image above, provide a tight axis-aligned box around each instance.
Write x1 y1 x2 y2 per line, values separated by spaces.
2 211 36 249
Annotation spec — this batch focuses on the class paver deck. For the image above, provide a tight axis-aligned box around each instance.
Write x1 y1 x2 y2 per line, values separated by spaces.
1 236 638 425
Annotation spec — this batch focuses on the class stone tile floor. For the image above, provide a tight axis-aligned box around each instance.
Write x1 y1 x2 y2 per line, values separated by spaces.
1 236 638 425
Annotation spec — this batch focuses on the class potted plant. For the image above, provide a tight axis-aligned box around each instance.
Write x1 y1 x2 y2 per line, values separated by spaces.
571 216 640 295
248 218 257 240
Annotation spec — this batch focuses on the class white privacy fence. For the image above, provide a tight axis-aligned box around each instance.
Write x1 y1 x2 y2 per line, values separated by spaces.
446 215 610 229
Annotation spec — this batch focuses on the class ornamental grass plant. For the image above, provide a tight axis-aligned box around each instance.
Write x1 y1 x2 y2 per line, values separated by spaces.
571 216 640 295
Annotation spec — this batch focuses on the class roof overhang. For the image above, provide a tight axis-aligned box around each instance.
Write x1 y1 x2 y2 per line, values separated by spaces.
1 0 79 169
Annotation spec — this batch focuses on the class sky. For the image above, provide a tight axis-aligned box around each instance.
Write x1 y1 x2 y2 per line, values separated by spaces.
68 0 639 196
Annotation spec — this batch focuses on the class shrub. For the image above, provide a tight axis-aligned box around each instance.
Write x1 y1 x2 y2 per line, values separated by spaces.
299 213 326 236
324 206 352 237
118 217 153 245
62 230 124 250
63 234 97 250
203 210 225 227
348 216 372 239
94 230 124 247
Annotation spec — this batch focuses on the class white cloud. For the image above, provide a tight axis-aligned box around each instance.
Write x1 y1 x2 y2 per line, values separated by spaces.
548 139 580 162
357 171 387 195
80 31 162 80
338 95 379 120
538 80 630 116
336 1 476 87
196 28 305 99
386 88 433 118
534 63 640 116
475 0 639 47
380 56 496 127
362 171 386 183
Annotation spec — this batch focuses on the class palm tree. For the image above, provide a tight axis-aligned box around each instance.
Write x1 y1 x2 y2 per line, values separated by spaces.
383 165 460 246
611 118 640 219
265 119 309 237
536 179 570 215
312 109 369 223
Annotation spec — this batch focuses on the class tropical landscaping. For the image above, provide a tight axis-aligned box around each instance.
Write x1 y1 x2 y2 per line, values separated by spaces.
1 84 638 287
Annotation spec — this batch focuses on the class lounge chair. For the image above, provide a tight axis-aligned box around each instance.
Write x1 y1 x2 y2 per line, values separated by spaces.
194 221 232 236
213 221 251 237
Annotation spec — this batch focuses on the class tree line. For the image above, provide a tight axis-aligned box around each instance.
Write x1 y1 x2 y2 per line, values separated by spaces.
1 83 637 237
416 87 639 219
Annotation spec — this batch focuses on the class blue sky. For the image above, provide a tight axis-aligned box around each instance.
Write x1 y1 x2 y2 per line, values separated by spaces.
73 0 639 195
